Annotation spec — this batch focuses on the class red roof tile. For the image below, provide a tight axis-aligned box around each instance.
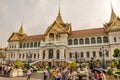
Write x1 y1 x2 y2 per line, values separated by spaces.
26 34 44 40
70 28 106 36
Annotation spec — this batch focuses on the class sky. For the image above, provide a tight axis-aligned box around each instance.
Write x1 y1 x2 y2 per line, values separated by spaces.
0 0 120 48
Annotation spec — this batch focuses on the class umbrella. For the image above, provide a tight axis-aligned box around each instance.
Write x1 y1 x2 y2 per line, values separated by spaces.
93 68 102 73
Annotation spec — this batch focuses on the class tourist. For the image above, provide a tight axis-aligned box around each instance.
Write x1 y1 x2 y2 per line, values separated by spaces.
56 71 62 80
27 69 32 80
43 71 47 80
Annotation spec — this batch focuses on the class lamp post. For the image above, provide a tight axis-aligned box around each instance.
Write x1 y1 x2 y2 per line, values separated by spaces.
90 57 94 69
99 46 107 69
26 52 32 68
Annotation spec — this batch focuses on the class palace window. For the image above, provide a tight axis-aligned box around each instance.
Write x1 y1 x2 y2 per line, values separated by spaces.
43 50 45 59
79 38 84 45
34 42 37 47
114 37 117 43
38 54 40 58
23 43 26 48
19 54 21 58
38 42 40 47
106 51 109 57
49 49 53 59
27 43 29 48
80 52 84 57
103 36 108 43
86 52 90 58
56 49 60 59
69 53 72 58
19 43 22 48
64 50 66 58
23 54 25 58
68 39 73 45
91 37 96 44
93 52 96 57
99 51 102 57
34 54 36 58
74 39 78 45
85 38 90 44
97 37 102 43
49 33 54 41
30 42 33 47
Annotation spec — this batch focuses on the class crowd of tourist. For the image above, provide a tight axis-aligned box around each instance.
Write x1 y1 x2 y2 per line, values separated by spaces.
0 65 12 77
0 61 108 80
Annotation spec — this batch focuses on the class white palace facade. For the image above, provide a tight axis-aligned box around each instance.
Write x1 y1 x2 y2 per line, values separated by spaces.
6 5 120 66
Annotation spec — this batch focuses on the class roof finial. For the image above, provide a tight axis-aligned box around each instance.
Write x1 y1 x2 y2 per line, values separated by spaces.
55 0 64 23
109 0 117 23
18 20 25 34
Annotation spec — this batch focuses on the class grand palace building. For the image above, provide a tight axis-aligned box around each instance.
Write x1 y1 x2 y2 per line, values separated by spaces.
6 4 120 67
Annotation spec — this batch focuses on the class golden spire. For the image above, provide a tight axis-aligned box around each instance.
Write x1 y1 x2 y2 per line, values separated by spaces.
109 0 117 23
55 0 64 23
18 21 25 34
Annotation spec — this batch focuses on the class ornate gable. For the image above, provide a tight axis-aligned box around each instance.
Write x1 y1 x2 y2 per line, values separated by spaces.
8 32 19 41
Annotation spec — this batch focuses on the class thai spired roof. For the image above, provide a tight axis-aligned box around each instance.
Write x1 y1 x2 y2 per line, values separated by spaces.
70 28 106 36
18 22 26 34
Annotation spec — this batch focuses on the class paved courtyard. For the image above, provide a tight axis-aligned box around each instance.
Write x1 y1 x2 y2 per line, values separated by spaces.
0 77 41 80
0 72 43 80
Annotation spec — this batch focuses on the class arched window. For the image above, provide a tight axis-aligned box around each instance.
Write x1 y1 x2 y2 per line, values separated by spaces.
64 50 66 58
19 43 22 48
34 54 36 58
79 38 84 44
43 50 45 59
68 39 72 45
19 54 21 58
23 54 25 58
56 49 60 59
80 52 84 57
99 51 102 57
27 43 29 48
74 39 78 45
49 49 53 59
69 53 72 58
86 52 90 58
38 42 40 47
30 42 33 47
106 51 109 57
85 38 89 44
103 36 108 43
23 43 26 48
38 54 40 59
34 42 37 47
91 37 96 44
93 52 96 57
49 33 54 41
97 37 102 43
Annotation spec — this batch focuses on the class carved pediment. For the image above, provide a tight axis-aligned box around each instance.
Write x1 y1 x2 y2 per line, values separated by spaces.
8 32 19 41
45 43 56 47
104 17 120 32
8 32 27 42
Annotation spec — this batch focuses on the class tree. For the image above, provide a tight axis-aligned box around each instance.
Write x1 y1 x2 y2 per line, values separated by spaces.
15 60 24 69
69 61 77 71
113 48 120 58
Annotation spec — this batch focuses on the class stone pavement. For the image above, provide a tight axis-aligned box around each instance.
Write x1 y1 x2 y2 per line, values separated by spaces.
0 72 43 80
0 76 42 80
